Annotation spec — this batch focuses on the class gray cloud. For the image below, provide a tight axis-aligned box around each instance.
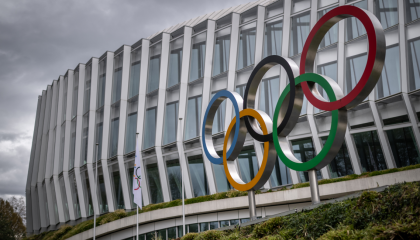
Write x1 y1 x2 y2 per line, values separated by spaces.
0 0 248 198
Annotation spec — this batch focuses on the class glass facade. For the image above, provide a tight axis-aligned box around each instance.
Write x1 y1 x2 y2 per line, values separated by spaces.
166 159 182 200
148 43 161 93
59 177 70 221
406 0 420 23
81 114 89 165
62 76 68 122
69 173 81 219
316 61 337 113
237 147 259 184
292 0 311 13
264 19 283 57
125 102 138 154
189 32 206 82
375 0 398 29
259 77 279 118
167 38 183 88
83 65 91 114
386 127 420 168
289 11 310 56
376 45 401 99
291 138 322 182
71 72 79 119
213 163 232 192
82 170 93 217
213 27 231 76
346 0 367 41
408 37 420 91
97 59 106 109
188 156 209 197
321 137 354 178
109 164 125 210
237 22 256 69
211 91 225 134
143 107 157 149
146 163 164 204
345 53 367 95
318 6 338 49
69 121 76 169
97 166 109 214
184 96 202 140
353 131 387 172
95 109 104 161
163 102 179 145
128 48 141 99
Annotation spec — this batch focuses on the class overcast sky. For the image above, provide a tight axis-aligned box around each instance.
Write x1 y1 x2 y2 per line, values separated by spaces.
0 0 249 200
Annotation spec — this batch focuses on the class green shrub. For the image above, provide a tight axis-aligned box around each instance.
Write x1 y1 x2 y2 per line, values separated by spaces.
193 230 225 240
180 232 198 240
45 225 72 240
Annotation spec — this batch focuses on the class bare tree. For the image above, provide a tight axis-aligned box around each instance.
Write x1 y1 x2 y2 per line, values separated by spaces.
7 196 26 226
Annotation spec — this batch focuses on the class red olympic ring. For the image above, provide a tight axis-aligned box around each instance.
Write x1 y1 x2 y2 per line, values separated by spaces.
300 5 385 111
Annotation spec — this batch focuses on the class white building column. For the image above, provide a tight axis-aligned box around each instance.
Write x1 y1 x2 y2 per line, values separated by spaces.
177 26 194 199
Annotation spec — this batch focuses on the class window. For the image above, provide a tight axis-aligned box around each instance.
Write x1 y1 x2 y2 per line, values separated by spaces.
189 32 206 82
69 121 76 169
147 43 161 93
81 114 89 165
236 84 246 98
188 156 209 197
167 227 176 239
318 0 338 8
97 59 106 109
259 77 280 118
112 53 123 104
230 219 240 226
95 109 104 161
270 157 293 187
62 76 68 122
291 138 323 182
237 22 256 70
109 104 120 157
167 38 183 88
146 163 164 204
386 127 420 168
266 0 284 19
220 220 230 228
145 232 155 240
184 96 202 140
157 229 167 240
163 102 179 145
59 177 70 221
406 0 420 23
188 224 199 233
316 61 337 113
213 162 232 192
213 27 231 76
71 72 79 119
292 0 311 13
318 6 338 49
408 37 420 91
217 14 232 29
96 166 109 214
241 7 257 24
376 45 401 99
128 48 141 99
289 11 310 56
69 173 81 219
109 164 125 210
375 0 398 29
59 123 65 173
321 137 354 178
211 91 226 134
125 99 138 154
209 221 219 229
42 182 49 225
81 171 93 217
345 53 367 95
264 19 283 57
346 0 367 41
143 107 157 149
200 222 209 232
353 131 387 172
50 179 59 224
166 159 182 200
177 226 184 237
237 147 259 183
83 65 92 114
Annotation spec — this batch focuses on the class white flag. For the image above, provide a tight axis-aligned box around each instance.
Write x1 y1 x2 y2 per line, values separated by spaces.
132 137 142 209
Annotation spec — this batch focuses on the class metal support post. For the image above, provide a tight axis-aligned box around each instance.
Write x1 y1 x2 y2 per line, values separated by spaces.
308 170 321 204
248 190 257 221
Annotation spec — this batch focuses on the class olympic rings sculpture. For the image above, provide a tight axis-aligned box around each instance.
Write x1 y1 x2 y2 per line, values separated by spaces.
202 6 385 191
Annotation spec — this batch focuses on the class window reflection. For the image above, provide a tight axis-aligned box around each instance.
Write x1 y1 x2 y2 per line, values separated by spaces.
353 131 387 172
96 167 109 214
237 22 256 70
81 170 93 217
213 161 232 192
375 0 399 29
111 53 123 104
59 176 70 221
290 11 310 56
147 43 161 93
168 38 183 88
291 138 322 182
190 32 206 82
97 60 106 109
318 7 338 49
386 127 420 168
143 107 157 149
124 98 138 154
163 102 179 145
128 48 141 99
264 20 283 57
109 164 125 210
346 0 367 41
259 77 280 118
188 156 209 197
408 37 420 91
316 61 337 113
345 53 367 95
211 91 226 134
406 0 420 23
237 147 259 184
377 45 401 99
292 0 311 13
213 27 231 76
146 163 164 204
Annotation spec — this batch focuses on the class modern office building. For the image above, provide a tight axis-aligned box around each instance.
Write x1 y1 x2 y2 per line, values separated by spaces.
26 0 420 238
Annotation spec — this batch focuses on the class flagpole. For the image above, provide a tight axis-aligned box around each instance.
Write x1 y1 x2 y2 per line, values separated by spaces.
136 133 139 240
93 143 99 240
179 118 185 237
